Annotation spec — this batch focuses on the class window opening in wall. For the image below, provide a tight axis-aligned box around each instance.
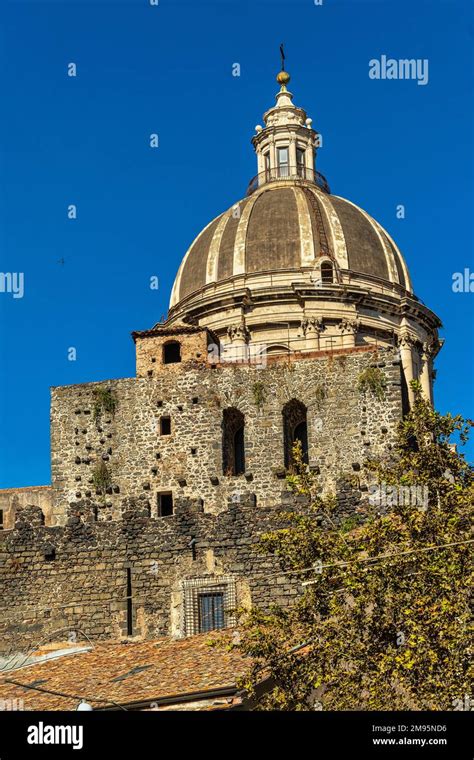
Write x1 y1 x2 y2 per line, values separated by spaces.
234 425 245 475
320 260 334 284
277 146 289 177
182 577 236 637
0 509 3 530
222 408 245 475
163 341 181 364
158 492 173 517
198 592 225 633
44 545 56 562
293 420 309 463
160 416 171 435
296 147 305 177
283 399 309 469
264 151 271 181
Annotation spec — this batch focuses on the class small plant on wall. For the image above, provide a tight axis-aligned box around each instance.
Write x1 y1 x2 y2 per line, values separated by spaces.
314 384 326 407
93 387 118 423
252 381 266 409
92 460 111 498
357 367 386 401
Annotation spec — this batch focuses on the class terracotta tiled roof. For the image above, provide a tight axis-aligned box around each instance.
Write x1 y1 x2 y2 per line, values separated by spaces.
131 323 219 342
1 632 248 711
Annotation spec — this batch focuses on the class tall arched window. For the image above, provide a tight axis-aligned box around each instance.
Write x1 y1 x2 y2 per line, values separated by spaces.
163 341 181 364
320 261 334 284
222 408 245 476
282 399 309 469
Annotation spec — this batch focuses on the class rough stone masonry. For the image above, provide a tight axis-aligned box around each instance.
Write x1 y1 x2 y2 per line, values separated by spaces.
0 327 404 654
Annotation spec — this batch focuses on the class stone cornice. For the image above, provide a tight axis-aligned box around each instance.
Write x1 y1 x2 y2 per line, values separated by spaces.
168 277 441 333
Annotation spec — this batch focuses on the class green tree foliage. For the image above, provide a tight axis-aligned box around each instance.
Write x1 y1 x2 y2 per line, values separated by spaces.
234 383 473 710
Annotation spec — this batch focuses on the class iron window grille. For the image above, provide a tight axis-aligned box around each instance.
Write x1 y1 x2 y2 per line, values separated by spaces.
181 576 237 637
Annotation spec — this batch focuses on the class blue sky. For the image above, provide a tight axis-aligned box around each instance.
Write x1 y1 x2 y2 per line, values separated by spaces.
0 0 473 487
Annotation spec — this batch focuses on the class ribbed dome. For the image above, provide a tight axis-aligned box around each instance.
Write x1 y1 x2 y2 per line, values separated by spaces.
170 182 412 308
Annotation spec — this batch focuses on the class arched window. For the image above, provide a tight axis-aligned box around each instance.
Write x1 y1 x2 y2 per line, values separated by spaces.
163 341 181 364
222 408 245 476
266 344 290 356
282 399 309 470
320 261 334 284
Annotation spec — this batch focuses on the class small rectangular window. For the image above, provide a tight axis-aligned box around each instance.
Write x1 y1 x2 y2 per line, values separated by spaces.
198 592 225 633
264 152 271 180
158 492 173 517
277 146 289 177
0 509 3 530
296 148 305 177
163 341 181 364
160 416 171 435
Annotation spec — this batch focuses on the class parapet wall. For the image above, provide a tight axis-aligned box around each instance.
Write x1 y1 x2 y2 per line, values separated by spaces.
0 486 53 531
1 491 350 655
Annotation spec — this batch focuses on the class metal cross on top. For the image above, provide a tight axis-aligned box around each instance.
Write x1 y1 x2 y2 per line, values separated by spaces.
280 43 286 71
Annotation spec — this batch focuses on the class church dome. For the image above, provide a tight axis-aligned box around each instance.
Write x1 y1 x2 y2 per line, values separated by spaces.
163 61 440 384
170 181 411 309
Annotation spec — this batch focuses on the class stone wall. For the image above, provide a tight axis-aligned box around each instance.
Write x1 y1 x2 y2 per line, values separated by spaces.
50 346 403 526
0 487 53 531
134 327 214 378
0 345 404 655
0 493 313 655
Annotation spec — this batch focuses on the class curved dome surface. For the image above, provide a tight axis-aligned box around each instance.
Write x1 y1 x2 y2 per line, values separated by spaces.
170 182 412 309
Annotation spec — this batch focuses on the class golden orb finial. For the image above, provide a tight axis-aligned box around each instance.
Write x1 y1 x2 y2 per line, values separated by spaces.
276 70 291 86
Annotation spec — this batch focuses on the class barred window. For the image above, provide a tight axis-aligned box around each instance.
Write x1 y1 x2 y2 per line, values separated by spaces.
198 593 224 633
181 577 236 637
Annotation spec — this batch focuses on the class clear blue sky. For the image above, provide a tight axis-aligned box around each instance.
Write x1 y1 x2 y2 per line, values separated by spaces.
0 0 473 488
